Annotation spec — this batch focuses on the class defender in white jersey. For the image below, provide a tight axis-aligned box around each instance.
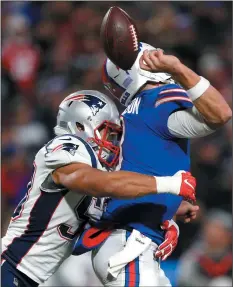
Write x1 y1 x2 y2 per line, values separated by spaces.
2 90 197 287
2 134 108 284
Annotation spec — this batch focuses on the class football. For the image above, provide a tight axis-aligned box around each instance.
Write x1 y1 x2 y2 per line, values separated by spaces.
100 6 140 70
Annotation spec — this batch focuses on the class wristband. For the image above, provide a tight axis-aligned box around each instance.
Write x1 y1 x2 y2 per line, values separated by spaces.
187 76 210 102
155 176 179 195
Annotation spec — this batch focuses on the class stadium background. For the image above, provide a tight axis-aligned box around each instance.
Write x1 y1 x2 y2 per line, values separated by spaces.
1 1 232 286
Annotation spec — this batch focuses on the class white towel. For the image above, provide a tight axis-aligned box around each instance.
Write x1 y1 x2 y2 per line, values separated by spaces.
107 229 152 278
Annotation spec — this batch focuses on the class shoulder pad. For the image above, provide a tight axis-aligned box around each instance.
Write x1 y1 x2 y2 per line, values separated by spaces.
155 84 192 108
44 135 97 170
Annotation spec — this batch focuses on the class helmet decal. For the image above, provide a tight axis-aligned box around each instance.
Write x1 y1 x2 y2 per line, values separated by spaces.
82 95 107 116
64 94 107 116
55 89 121 169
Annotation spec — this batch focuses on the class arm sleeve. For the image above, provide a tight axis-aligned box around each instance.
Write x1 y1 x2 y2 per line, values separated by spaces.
144 84 193 139
167 107 216 138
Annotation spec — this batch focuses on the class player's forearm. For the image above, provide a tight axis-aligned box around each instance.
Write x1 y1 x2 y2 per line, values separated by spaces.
59 168 157 198
55 164 195 200
172 63 232 125
102 171 159 198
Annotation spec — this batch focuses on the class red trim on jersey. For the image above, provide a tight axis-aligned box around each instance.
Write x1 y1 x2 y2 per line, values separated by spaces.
16 193 64 267
155 96 192 107
159 88 187 94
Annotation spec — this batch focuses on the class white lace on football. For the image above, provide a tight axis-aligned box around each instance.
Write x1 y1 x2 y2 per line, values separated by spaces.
129 25 138 51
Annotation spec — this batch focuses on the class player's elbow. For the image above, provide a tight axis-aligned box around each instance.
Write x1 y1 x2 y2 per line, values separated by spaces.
56 172 69 188
207 106 232 126
218 107 232 125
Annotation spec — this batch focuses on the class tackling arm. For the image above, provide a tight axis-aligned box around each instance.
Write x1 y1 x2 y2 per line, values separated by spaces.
53 162 156 198
52 163 196 200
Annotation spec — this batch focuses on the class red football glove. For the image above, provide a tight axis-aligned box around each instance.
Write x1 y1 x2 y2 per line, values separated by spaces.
155 220 179 261
178 171 196 202
156 170 196 202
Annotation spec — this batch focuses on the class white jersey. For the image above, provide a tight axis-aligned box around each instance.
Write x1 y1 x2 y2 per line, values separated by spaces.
2 134 106 284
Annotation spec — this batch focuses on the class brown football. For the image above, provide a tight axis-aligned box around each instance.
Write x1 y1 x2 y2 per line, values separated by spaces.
100 6 140 71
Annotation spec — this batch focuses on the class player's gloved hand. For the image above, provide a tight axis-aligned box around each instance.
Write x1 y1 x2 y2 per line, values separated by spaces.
155 219 179 261
156 170 196 202
177 171 196 202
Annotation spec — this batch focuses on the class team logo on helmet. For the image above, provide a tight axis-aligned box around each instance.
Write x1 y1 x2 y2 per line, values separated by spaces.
64 94 107 116
83 95 107 116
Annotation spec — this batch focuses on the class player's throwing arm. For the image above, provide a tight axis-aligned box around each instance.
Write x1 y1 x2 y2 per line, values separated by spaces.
140 49 232 129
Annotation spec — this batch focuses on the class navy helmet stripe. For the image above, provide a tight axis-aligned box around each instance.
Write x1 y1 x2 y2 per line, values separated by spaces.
2 190 68 266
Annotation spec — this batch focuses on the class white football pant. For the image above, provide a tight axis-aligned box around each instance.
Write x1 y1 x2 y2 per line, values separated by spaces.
92 229 171 287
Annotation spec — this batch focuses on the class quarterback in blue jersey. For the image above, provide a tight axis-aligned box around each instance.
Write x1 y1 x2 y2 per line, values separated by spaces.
76 42 231 287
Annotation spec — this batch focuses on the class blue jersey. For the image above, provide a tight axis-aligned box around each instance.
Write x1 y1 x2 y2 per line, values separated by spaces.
102 83 193 245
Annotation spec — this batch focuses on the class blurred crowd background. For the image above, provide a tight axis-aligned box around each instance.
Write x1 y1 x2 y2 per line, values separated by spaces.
1 1 232 286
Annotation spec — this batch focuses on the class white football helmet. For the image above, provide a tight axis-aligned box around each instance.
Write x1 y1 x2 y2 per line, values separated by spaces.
102 42 174 106
54 90 122 168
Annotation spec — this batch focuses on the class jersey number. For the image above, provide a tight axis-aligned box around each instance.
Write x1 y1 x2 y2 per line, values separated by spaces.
12 163 37 221
57 197 104 241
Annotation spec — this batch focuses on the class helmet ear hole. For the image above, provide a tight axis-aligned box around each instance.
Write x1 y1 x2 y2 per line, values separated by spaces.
76 122 84 131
